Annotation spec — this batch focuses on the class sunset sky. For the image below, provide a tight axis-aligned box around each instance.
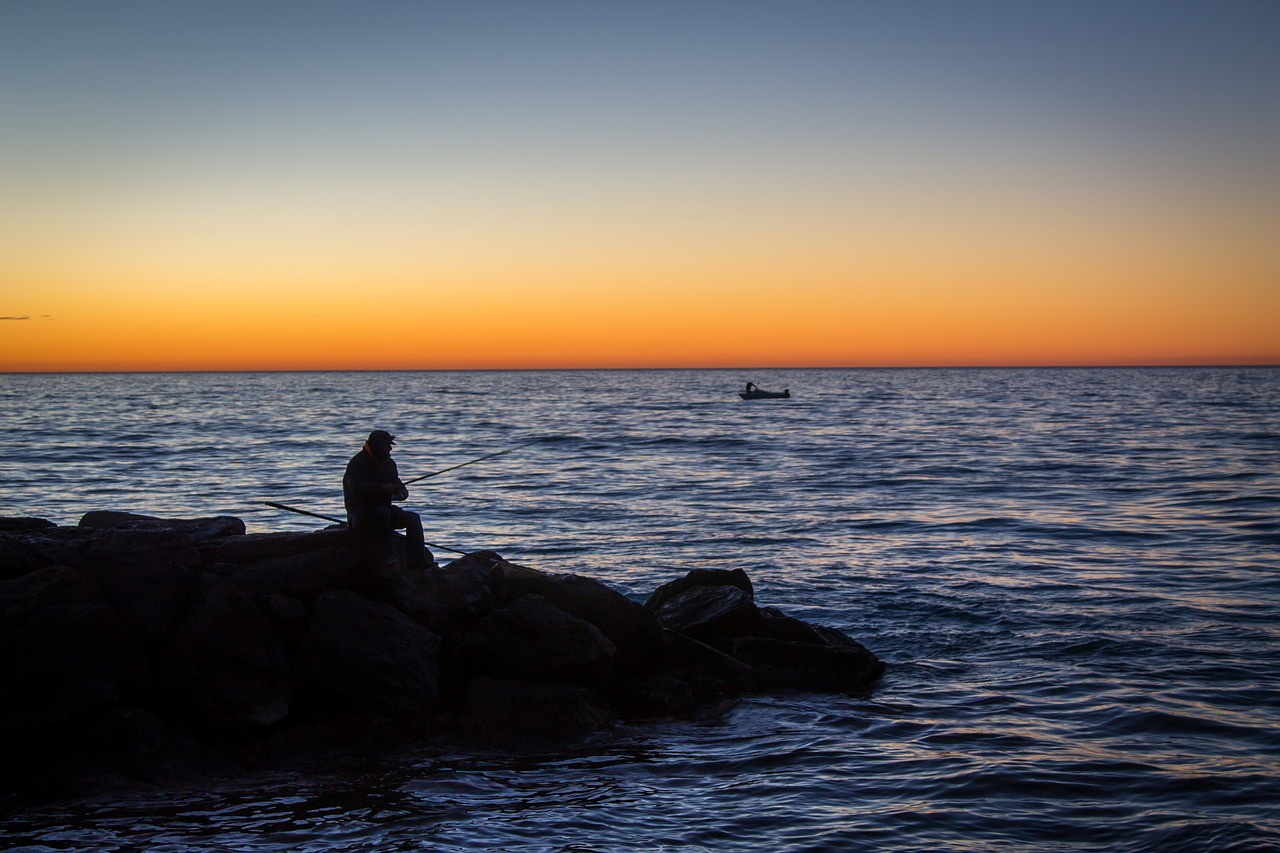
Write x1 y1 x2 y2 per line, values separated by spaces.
2 0 1277 371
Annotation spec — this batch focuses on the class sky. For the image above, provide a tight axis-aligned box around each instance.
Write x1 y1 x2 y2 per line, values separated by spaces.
2 0 1277 371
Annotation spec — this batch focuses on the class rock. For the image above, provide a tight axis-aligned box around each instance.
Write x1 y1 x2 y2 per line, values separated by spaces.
0 515 886 795
451 676 612 746
0 566 124 736
78 532 202 638
239 716 411 772
170 579 291 729
454 594 616 686
217 544 360 601
14 707 243 798
0 517 57 532
754 606 829 645
607 673 696 720
652 584 761 642
0 525 93 580
387 555 501 634
446 550 508 576
198 528 350 566
259 594 309 642
719 636 884 693
299 589 441 722
496 567 665 671
79 511 246 540
644 567 755 611
657 628 756 705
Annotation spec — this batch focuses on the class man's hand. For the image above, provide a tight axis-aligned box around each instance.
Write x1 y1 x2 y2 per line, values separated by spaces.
393 485 409 502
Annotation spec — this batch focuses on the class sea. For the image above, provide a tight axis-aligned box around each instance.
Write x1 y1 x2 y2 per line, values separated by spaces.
1 367 1278 852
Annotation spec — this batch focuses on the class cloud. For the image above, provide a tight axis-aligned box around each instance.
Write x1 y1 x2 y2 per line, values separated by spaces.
1 315 31 321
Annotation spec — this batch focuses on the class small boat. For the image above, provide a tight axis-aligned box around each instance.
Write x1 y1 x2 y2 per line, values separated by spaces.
739 382 791 400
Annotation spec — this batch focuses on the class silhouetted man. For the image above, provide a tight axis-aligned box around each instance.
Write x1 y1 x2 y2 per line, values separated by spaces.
343 429 431 571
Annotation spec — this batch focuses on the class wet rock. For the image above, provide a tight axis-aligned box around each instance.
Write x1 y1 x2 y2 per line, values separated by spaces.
14 707 243 798
658 627 755 699
644 567 754 611
607 673 697 720
239 715 411 772
652 584 762 643
754 606 830 645
299 589 441 722
454 594 616 686
452 676 612 746
170 579 291 729
719 635 885 694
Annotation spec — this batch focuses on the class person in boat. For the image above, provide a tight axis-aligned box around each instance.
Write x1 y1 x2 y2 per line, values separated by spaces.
343 429 432 571
745 382 758 394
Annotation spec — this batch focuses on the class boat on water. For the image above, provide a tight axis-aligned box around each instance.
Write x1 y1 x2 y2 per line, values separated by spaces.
740 381 791 400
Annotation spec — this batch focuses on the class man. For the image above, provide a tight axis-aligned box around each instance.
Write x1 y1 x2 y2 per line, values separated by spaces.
343 429 432 570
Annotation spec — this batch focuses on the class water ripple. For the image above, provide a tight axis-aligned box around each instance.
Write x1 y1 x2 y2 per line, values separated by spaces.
2 367 1279 850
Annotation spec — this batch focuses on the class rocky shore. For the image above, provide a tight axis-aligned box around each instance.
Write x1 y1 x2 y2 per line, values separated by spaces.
0 512 883 796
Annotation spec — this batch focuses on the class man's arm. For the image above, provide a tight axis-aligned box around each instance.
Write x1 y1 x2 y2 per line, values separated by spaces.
387 459 409 502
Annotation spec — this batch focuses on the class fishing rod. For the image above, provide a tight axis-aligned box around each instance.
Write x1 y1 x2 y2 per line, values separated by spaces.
400 438 539 486
263 501 471 556
264 439 538 555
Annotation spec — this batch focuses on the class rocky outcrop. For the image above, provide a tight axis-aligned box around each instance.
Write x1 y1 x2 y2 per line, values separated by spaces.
0 512 883 796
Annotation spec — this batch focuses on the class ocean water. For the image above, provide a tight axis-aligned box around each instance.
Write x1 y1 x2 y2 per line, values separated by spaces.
2 367 1278 852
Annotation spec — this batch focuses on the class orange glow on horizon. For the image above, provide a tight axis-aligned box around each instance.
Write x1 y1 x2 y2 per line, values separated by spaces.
4 137 1277 373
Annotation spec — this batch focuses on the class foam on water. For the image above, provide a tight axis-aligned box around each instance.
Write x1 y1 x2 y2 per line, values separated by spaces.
2 367 1278 851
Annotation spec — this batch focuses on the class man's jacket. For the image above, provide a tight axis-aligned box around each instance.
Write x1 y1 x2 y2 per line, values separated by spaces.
343 449 403 516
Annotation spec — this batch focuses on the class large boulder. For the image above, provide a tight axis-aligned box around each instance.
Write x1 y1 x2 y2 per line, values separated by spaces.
753 606 830 645
298 589 441 722
389 553 501 634
79 511 246 541
216 545 360 601
453 594 616 687
0 566 124 736
197 528 349 566
494 564 665 672
170 579 291 729
719 635 884 693
644 568 754 611
77 530 202 638
657 628 755 700
651 584 762 642
645 570 883 696
0 517 56 532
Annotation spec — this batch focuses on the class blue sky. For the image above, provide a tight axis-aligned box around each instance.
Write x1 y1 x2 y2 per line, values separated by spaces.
3 1 1278 369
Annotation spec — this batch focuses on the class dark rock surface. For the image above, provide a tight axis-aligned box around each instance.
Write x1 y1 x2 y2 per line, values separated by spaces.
0 511 884 796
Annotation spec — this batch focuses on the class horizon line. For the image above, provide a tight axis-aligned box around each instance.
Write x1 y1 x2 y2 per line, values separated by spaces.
3 362 1278 376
